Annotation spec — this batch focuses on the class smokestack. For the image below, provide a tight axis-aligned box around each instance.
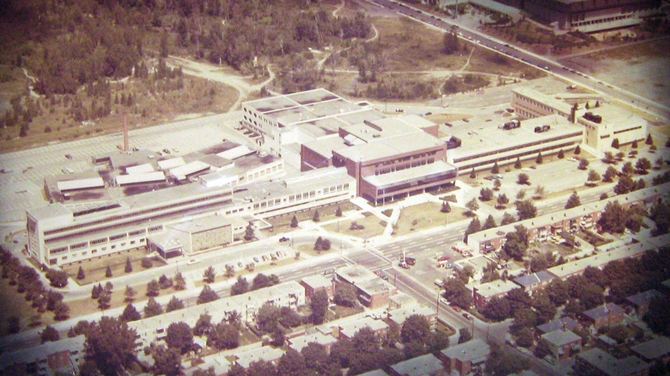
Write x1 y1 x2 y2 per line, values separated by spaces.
123 114 129 152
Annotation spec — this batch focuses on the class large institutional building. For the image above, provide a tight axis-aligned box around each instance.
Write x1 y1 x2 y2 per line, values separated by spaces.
241 89 458 205
493 0 661 32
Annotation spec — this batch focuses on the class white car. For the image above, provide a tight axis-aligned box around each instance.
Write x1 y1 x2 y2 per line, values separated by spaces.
187 259 199 265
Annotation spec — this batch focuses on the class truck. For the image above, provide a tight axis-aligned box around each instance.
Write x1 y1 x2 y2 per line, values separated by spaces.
500 119 520 130
534 124 551 133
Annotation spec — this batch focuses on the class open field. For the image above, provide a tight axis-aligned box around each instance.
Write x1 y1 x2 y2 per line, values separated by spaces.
560 38 670 107
0 277 55 336
394 202 467 236
323 212 387 239
262 201 357 235
0 72 237 152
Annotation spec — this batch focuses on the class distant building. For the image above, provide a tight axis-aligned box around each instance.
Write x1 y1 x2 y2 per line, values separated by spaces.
625 289 665 317
541 329 582 362
287 332 338 353
387 305 436 329
575 348 650 376
338 316 389 339
440 339 491 376
0 335 85 376
334 265 395 308
300 274 334 301
536 316 581 336
471 280 518 310
234 346 284 368
389 353 445 376
630 336 670 364
581 303 626 330
501 0 661 33
513 270 555 292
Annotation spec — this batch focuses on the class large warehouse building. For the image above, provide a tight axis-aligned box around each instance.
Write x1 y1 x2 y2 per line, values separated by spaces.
241 89 458 205
27 167 355 266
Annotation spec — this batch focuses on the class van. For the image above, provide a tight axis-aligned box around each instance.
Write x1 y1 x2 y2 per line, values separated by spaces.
434 279 444 287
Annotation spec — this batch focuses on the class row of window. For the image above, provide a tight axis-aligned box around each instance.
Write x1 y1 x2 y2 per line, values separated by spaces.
458 140 579 171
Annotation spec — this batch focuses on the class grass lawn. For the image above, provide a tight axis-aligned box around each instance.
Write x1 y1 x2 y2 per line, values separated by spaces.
263 201 357 232
325 304 365 322
323 212 387 239
393 203 467 236
0 277 55 336
62 248 165 286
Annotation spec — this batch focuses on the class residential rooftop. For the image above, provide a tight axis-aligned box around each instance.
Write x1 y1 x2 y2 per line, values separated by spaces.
576 348 649 376
390 353 444 376
582 303 625 321
288 332 337 353
339 316 389 338
235 346 284 368
625 289 665 308
513 270 555 289
0 335 85 371
536 317 580 334
441 339 491 363
541 329 581 347
630 336 670 361
471 279 518 299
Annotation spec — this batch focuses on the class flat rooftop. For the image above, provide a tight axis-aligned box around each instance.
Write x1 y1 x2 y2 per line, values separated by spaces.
390 353 444 376
363 160 456 189
447 114 583 163
541 329 581 347
471 279 518 299
577 348 649 376
441 339 490 363
334 131 443 162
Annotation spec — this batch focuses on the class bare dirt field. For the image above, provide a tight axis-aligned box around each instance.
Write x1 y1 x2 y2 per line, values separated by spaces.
560 38 670 107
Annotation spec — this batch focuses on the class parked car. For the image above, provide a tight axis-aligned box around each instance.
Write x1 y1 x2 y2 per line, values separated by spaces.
279 236 290 242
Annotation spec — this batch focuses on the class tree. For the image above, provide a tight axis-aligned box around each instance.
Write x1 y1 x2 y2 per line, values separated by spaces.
277 349 309 376
480 187 494 201
614 174 635 194
469 168 476 178
97 289 111 310
400 314 431 343
466 198 479 214
290 215 299 228
228 364 246 376
7 316 20 334
231 276 249 295
557 149 565 159
335 206 343 217
636 157 651 174
441 200 451 213
514 157 522 169
105 265 112 278
166 296 185 312
244 222 255 241
464 217 481 242
146 279 160 297
194 314 213 337
482 215 497 230
510 308 537 335
271 326 286 347
496 193 509 209
159 33 169 58
502 225 529 261
248 360 278 376
643 296 670 335
646 134 653 145
207 321 240 349
442 31 460 54
310 289 329 325
144 298 163 317
491 161 500 173
517 173 530 185
603 166 618 182
481 296 512 321
125 257 132 273
533 185 545 200
41 325 60 343
197 285 219 304
611 138 620 149
531 292 557 324
174 273 186 290
203 266 216 284
77 266 85 280
151 345 181 376
301 343 332 376
587 169 601 186
443 278 472 309
622 161 635 175
166 322 193 354
493 178 502 191
577 158 589 170
124 285 136 303
535 152 543 164
598 201 627 233
312 210 320 222
121 303 141 322
515 200 537 220
46 269 68 287
565 191 581 209
84 317 138 376
501 212 516 225
334 283 358 307
515 327 534 348
224 265 235 278
256 303 282 333
141 257 152 268
650 201 670 235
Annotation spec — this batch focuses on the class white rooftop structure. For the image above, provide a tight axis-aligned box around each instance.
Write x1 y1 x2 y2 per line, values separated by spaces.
157 157 186 170
547 242 647 279
0 335 85 374
288 332 338 352
541 329 581 347
169 161 210 180
125 163 154 174
301 275 333 291
235 346 284 368
471 279 518 299
441 339 491 364
387 305 435 327
339 316 389 338
217 145 255 160
390 353 444 376
56 177 104 192
115 171 165 186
